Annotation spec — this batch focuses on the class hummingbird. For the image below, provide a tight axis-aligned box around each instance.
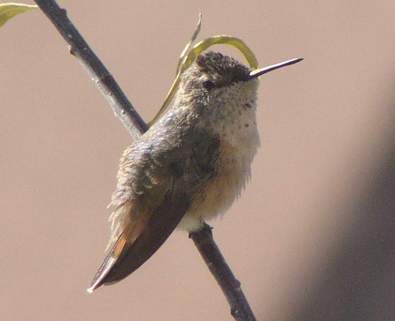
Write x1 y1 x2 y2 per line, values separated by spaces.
87 51 302 292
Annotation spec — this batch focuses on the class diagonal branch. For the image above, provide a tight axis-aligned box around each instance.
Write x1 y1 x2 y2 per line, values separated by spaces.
33 0 147 139
33 1 257 320
190 224 257 321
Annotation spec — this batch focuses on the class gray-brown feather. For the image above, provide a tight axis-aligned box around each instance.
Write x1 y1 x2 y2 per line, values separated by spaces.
93 104 220 286
108 98 220 246
91 51 259 289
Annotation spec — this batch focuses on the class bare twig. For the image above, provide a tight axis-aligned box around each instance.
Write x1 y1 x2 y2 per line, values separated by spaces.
33 0 147 139
190 224 257 321
33 1 257 320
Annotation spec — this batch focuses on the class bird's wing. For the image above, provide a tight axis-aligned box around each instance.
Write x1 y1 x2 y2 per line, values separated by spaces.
88 124 219 292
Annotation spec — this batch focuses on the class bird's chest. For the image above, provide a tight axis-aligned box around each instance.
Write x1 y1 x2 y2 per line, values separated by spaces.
208 98 260 182
206 109 259 210
182 104 259 229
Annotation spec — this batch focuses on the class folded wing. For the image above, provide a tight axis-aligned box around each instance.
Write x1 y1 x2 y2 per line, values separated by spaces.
88 118 220 292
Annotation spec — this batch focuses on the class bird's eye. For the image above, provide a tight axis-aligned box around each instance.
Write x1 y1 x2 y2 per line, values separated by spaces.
202 80 215 91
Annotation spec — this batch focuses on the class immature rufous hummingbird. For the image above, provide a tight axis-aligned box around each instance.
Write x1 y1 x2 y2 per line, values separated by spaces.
87 51 302 292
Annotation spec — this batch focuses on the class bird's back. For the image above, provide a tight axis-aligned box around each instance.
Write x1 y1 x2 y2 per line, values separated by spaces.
88 105 220 291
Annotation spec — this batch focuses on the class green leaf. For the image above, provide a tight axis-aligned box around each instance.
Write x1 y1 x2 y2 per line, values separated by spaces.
149 35 259 126
0 2 37 28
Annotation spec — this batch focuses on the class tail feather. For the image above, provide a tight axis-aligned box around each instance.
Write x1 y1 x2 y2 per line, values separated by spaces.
87 185 191 292
87 227 131 293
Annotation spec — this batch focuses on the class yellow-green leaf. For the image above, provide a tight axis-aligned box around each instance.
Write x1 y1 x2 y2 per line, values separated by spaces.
148 14 260 126
0 2 37 28
149 35 259 126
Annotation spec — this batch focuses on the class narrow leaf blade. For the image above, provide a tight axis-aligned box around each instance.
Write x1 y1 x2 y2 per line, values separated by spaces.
0 3 37 27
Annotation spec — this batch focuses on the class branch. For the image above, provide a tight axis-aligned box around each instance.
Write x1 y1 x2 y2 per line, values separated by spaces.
33 0 147 140
190 224 257 321
33 1 257 320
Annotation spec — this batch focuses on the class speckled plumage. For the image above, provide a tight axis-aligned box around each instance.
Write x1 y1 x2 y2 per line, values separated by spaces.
88 52 260 292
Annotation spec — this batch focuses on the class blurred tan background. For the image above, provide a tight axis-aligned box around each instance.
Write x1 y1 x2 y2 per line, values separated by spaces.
1 1 394 320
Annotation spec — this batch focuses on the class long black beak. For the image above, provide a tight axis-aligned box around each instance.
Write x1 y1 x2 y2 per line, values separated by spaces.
247 57 303 80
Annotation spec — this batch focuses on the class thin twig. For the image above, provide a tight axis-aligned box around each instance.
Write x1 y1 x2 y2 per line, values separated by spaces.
33 0 147 140
33 1 257 320
190 224 257 321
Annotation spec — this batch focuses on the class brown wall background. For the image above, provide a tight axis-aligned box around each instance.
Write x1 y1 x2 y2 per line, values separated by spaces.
1 1 394 321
